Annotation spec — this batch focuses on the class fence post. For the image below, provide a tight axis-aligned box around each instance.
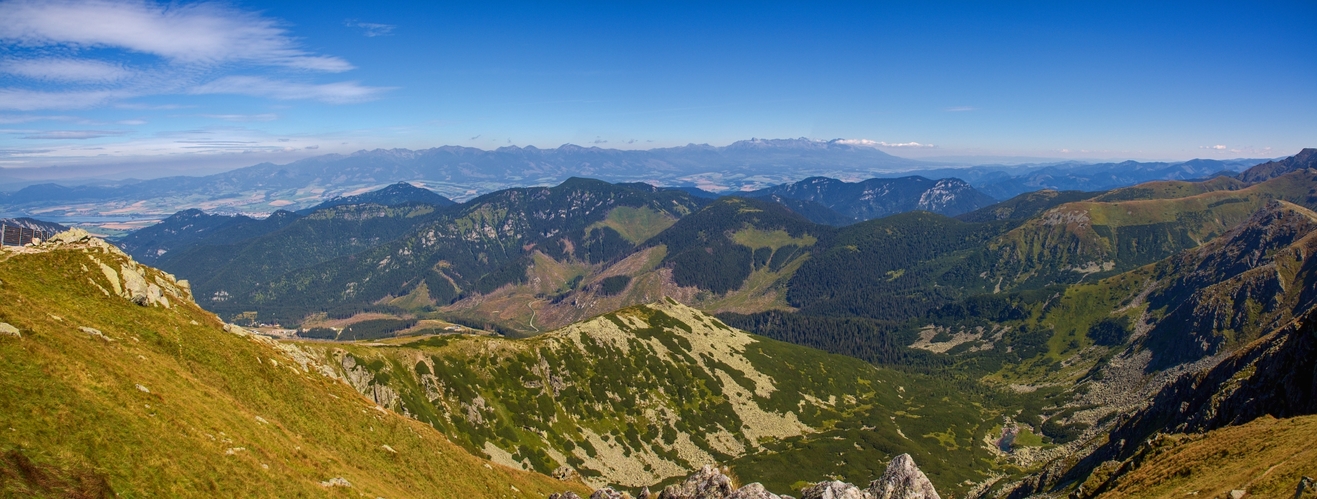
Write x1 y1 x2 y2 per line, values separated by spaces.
0 224 15 246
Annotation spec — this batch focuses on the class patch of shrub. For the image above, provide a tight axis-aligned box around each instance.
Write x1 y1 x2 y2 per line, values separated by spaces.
1087 316 1132 346
597 275 632 296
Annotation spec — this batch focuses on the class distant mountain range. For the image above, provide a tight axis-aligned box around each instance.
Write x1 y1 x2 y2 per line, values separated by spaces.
7 147 1317 498
0 138 925 218
0 138 1280 220
0 217 68 235
898 157 1269 200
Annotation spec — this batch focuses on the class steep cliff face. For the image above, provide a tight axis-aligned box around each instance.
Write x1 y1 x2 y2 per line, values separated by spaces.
1004 302 1317 498
1139 200 1317 370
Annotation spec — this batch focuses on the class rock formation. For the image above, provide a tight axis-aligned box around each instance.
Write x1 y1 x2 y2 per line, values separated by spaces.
729 483 788 499
800 481 870 499
555 454 940 499
658 465 736 499
870 454 940 499
591 488 631 499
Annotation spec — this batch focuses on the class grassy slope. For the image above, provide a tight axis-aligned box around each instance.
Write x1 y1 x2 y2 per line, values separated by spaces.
1089 176 1248 202
299 301 1004 497
0 241 585 498
587 206 677 245
1091 415 1317 499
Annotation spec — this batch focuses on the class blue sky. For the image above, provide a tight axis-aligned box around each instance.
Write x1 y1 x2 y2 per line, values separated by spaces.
1 1 1314 174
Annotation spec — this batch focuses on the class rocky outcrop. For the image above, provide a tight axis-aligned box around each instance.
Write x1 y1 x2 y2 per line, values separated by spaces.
870 454 940 499
800 481 869 499
319 477 351 488
796 455 940 499
16 229 192 308
657 465 737 499
557 455 941 499
0 322 19 338
728 483 787 499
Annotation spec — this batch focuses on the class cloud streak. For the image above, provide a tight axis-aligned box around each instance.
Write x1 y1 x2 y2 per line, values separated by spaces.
0 88 131 110
11 129 130 139
2 58 133 82
0 0 351 71
835 138 936 148
201 113 278 122
346 21 395 37
0 0 389 110
190 76 388 104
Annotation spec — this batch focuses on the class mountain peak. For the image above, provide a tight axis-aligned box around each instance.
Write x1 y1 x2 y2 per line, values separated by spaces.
871 454 941 499
1237 148 1317 183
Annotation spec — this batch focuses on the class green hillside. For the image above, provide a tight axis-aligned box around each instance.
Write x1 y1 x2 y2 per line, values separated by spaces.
426 195 828 334
289 300 1009 496
202 178 704 326
0 232 586 498
170 202 449 311
646 196 826 295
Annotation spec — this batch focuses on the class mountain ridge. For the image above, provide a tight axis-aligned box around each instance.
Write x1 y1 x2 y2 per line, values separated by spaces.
0 230 586 498
746 175 996 220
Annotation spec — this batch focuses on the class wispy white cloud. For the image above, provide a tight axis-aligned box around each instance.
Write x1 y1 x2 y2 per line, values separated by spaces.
836 138 936 148
944 106 976 112
15 129 130 139
346 20 395 37
1198 144 1275 155
189 76 389 104
0 0 351 71
0 113 81 124
0 1 385 111
0 88 131 110
2 58 132 82
201 113 278 122
114 103 191 110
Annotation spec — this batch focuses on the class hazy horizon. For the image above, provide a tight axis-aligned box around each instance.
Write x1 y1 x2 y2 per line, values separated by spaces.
0 136 1287 188
1 1 1312 177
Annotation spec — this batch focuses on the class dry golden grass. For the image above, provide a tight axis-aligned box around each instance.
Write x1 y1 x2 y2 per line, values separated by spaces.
1095 415 1317 499
0 243 588 498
